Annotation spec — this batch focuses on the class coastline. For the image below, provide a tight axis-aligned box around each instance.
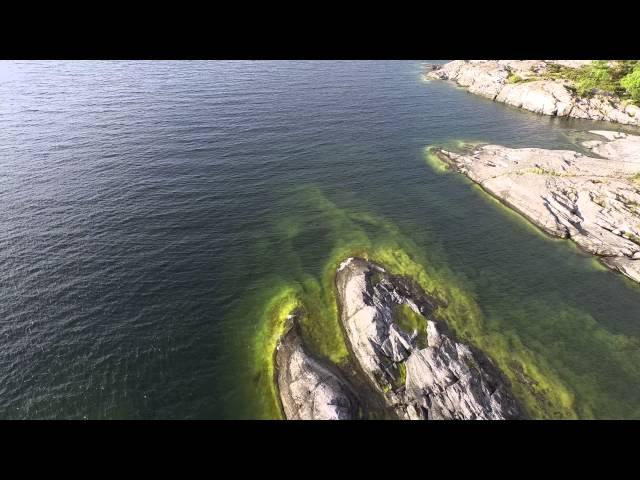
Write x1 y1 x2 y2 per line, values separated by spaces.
424 61 640 126
431 131 640 284
245 63 640 421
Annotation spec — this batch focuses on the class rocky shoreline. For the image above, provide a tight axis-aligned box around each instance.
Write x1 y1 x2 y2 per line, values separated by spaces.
432 130 640 284
275 257 525 420
424 61 640 126
272 64 640 420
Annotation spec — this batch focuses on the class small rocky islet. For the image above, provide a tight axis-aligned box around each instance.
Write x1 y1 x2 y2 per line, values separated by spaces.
275 257 525 420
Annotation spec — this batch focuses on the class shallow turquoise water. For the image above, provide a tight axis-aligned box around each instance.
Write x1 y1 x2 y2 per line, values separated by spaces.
1 61 639 418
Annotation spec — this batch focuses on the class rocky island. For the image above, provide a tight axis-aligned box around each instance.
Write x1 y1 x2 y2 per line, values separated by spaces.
275 257 525 420
431 130 640 283
424 61 640 125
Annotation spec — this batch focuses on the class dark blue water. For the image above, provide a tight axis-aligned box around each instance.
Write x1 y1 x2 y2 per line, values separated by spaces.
1 61 639 419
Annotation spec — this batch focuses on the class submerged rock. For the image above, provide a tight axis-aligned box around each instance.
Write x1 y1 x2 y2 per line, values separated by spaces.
425 61 640 126
433 131 640 284
275 314 360 420
335 257 524 420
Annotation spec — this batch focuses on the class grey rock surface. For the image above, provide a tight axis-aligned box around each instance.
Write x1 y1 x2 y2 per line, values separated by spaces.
335 257 524 420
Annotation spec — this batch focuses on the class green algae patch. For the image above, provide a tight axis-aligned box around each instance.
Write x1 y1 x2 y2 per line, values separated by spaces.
252 284 302 420
424 146 449 173
423 140 487 174
296 275 349 366
590 258 610 272
392 362 407 389
394 303 428 349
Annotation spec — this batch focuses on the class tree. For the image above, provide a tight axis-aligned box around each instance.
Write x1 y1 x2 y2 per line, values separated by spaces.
576 61 613 97
621 64 640 104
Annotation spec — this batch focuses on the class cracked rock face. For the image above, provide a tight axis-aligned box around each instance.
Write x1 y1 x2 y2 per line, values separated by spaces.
336 257 524 420
404 321 522 420
276 318 360 420
424 61 640 126
434 131 640 283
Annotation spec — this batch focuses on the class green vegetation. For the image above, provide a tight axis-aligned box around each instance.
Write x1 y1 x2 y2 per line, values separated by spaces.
620 65 640 103
423 141 488 174
394 362 407 389
507 73 523 84
423 146 449 173
394 303 428 349
539 61 640 104
252 286 302 419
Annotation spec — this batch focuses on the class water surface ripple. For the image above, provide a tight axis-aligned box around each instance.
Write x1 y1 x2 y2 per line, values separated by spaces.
1 61 639 418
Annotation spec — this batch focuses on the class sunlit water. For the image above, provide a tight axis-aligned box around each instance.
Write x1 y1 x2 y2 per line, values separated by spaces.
1 61 639 419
